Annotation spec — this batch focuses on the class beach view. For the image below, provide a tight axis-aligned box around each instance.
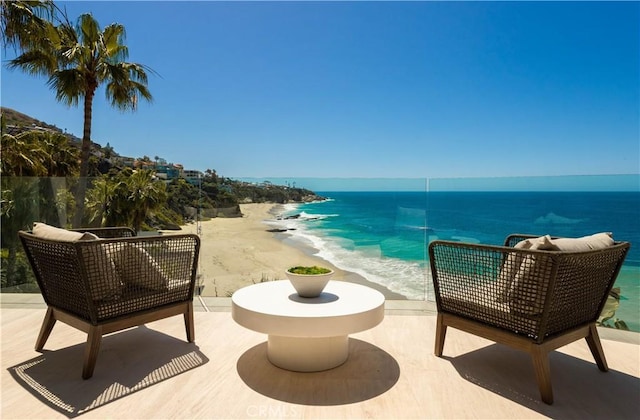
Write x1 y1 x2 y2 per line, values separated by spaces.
169 183 639 333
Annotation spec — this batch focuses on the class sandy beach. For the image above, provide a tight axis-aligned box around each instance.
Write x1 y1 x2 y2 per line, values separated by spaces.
167 203 406 298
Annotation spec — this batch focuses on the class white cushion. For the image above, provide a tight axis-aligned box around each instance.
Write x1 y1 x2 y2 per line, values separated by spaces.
549 232 614 252
32 222 100 241
32 222 84 241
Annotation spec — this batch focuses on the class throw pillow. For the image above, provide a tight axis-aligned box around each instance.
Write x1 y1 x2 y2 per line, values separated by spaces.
496 236 548 303
111 243 170 291
508 235 556 316
79 232 100 240
80 243 123 301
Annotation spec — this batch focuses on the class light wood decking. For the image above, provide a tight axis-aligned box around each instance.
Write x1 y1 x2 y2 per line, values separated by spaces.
1 303 639 419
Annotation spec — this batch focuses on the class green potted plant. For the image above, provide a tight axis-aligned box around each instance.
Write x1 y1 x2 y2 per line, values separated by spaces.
286 265 334 297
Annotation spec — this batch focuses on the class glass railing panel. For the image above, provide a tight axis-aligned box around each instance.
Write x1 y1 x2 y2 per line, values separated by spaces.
2 174 638 334
1 176 79 293
428 174 640 332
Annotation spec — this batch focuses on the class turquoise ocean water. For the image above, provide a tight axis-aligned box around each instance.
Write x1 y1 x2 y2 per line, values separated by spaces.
267 191 640 332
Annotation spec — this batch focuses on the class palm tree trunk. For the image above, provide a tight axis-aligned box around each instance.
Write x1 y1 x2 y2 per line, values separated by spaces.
73 89 95 228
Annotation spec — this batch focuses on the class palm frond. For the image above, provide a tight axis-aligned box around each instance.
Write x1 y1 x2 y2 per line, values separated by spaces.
7 49 56 76
48 69 86 106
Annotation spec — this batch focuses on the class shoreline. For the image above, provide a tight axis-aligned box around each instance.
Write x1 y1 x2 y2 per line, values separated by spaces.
165 203 407 299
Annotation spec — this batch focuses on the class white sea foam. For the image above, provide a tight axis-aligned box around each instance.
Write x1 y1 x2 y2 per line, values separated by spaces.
268 214 433 300
298 211 339 220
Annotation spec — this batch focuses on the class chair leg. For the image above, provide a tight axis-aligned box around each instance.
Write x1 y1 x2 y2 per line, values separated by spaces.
184 301 195 343
35 307 56 352
585 323 608 372
531 345 553 404
82 325 103 379
434 313 447 357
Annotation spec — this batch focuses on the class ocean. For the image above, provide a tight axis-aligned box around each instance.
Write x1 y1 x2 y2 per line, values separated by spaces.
267 191 640 332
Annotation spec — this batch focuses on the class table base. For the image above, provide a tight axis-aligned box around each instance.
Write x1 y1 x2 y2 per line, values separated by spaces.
267 335 349 372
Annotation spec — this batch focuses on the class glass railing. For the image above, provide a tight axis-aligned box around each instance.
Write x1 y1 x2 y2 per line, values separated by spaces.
2 175 638 332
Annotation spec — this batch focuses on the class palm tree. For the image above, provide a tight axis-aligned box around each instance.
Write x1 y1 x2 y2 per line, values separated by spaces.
37 131 80 225
85 174 122 227
7 12 154 227
0 131 48 176
40 131 79 177
125 169 166 231
85 169 166 231
1 177 40 290
1 0 55 50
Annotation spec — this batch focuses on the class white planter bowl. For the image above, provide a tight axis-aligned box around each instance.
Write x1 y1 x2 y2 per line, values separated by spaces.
285 270 334 298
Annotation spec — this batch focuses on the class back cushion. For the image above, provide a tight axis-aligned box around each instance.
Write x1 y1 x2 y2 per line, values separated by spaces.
33 222 84 241
549 232 614 251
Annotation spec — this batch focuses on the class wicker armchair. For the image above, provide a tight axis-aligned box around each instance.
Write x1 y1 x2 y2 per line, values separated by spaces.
428 234 630 404
19 226 200 379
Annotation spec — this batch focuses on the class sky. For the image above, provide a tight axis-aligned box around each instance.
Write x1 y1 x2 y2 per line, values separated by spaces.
1 0 639 185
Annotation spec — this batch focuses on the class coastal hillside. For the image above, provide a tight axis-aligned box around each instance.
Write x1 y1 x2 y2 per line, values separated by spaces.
2 107 62 131
2 107 83 146
1 107 324 227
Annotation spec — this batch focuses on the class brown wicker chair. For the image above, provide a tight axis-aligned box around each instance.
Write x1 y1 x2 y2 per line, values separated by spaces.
428 234 630 404
19 227 201 379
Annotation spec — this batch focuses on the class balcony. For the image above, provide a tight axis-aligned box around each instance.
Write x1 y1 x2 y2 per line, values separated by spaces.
2 295 639 419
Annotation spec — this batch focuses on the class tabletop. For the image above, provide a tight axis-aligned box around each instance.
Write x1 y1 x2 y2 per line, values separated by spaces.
231 280 385 337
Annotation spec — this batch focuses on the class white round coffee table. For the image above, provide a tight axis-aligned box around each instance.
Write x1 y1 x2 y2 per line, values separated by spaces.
232 280 385 372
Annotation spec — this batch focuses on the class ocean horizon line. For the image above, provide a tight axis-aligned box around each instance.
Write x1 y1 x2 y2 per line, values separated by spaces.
238 174 640 192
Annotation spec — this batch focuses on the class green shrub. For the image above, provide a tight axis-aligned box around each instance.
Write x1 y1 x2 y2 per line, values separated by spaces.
287 266 332 275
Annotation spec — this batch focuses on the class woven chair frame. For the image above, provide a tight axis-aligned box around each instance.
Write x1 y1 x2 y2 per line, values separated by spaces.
19 227 201 379
428 234 630 404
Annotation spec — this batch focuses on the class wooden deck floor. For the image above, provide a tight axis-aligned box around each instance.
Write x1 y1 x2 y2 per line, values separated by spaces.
1 302 639 419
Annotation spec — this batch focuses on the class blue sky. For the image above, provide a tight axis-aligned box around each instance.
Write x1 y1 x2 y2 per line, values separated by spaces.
2 1 639 182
